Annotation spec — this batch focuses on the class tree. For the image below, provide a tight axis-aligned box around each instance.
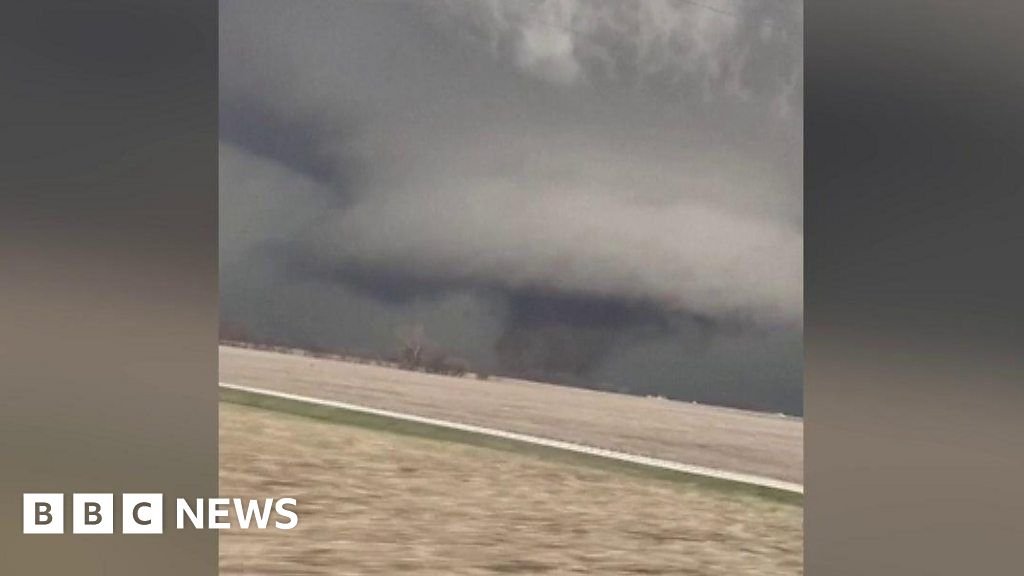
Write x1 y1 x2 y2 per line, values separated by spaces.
395 323 426 369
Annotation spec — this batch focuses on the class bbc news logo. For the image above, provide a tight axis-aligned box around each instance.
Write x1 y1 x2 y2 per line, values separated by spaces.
23 493 298 534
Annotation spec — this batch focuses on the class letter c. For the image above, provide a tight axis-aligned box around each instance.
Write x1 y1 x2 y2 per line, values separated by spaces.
133 502 152 525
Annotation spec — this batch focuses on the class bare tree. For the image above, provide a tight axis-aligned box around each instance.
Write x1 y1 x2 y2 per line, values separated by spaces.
395 323 426 369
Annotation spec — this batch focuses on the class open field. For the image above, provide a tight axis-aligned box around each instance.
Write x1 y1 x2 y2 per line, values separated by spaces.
221 345 803 484
220 386 800 501
219 402 803 575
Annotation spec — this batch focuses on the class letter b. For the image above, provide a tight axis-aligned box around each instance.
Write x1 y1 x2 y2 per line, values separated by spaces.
73 494 113 534
23 494 64 534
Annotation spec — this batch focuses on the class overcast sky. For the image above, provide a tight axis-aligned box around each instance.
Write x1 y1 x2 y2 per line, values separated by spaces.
220 0 804 414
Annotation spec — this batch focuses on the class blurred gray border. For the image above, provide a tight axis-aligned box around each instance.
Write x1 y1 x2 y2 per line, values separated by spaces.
806 0 1024 573
0 1 218 573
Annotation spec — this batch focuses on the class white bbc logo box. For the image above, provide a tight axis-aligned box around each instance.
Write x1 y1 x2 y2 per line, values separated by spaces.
22 494 64 534
23 493 163 534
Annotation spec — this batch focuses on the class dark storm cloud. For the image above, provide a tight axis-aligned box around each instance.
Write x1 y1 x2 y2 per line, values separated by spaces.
495 291 671 379
220 0 803 413
279 241 464 305
220 96 366 197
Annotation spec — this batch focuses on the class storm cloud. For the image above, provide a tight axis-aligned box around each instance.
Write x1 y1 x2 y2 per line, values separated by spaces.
220 0 803 413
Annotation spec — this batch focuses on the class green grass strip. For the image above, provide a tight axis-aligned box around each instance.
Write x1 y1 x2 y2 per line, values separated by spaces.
221 387 802 506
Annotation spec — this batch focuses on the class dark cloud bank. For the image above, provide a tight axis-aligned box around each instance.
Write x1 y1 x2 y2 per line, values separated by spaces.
220 0 803 415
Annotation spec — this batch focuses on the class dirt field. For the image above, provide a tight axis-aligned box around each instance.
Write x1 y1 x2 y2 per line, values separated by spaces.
220 346 803 483
220 403 802 575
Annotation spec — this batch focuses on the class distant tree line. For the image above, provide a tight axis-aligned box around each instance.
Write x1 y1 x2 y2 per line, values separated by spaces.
218 322 490 380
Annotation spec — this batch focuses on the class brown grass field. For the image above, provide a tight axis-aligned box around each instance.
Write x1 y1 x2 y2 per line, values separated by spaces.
219 403 802 575
220 345 802 484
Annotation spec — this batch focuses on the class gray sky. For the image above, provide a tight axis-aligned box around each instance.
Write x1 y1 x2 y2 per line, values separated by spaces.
220 0 803 414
